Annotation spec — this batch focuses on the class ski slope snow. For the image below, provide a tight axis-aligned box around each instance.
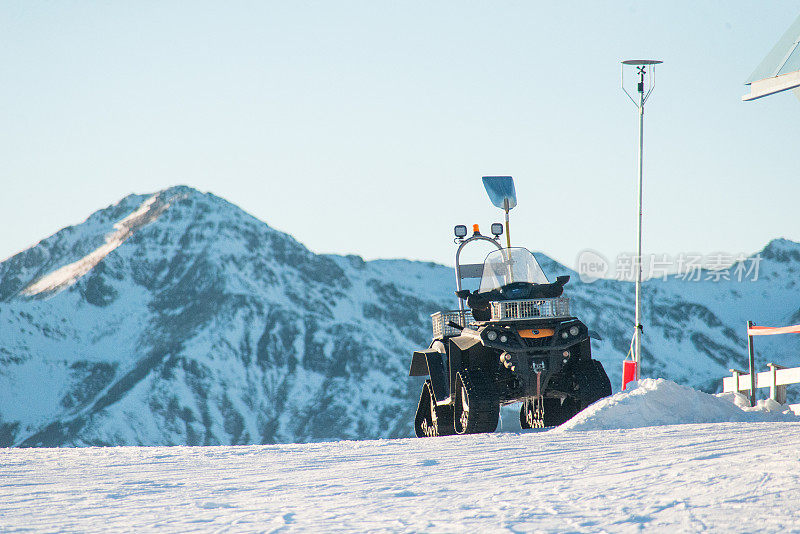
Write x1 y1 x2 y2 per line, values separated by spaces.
2 424 800 532
3 382 800 533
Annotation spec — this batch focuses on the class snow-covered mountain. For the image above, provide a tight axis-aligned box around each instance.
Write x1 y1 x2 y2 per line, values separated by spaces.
1 186 798 446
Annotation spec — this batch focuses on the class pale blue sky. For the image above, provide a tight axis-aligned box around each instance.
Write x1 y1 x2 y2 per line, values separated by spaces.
2 1 799 269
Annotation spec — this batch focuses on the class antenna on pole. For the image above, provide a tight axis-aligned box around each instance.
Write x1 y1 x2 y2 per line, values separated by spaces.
620 59 662 384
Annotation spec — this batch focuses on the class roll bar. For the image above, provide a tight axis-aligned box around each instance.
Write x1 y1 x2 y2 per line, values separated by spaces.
454 233 503 313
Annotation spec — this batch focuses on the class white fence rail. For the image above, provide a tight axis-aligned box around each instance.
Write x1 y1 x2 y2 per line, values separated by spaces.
738 320 800 407
722 363 800 414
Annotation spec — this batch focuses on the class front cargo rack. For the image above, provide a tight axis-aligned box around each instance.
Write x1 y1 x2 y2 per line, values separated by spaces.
490 297 570 321
431 310 475 338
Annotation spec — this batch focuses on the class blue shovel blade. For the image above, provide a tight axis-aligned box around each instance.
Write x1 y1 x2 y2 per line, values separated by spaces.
482 176 517 210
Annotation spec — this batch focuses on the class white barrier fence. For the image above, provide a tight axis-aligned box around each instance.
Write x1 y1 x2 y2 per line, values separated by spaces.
722 364 800 414
733 320 800 407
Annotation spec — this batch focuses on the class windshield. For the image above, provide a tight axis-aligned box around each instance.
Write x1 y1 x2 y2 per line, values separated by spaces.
478 248 549 293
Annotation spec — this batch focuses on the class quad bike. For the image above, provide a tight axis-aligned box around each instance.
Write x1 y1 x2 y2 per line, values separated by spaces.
410 176 612 436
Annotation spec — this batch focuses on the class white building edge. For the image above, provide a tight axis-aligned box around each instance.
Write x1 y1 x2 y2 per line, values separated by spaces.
743 13 800 101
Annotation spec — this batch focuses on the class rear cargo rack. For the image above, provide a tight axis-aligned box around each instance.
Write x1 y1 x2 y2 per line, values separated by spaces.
431 310 476 338
490 298 570 321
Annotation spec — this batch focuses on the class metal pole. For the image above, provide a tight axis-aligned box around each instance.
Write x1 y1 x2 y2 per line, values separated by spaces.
622 59 660 382
634 70 645 380
503 199 511 249
747 320 756 407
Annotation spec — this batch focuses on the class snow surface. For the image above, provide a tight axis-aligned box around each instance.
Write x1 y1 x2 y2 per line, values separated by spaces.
3 422 800 532
3 383 800 532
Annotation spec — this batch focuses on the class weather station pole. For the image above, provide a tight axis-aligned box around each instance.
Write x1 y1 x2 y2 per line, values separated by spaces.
621 59 662 382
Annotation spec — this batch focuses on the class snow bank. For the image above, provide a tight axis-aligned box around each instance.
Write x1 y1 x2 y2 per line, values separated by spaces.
559 378 800 431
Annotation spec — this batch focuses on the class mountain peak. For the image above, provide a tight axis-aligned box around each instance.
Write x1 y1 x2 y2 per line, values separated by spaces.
160 184 201 196
1 185 272 301
20 188 201 296
760 238 800 263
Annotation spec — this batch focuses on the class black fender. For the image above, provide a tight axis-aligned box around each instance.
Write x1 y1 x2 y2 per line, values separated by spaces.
409 343 449 402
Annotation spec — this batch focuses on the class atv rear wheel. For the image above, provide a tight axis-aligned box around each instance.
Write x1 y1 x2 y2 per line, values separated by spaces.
414 381 455 437
520 396 580 428
414 381 436 437
454 370 500 435
434 404 456 436
543 397 579 427
520 397 543 429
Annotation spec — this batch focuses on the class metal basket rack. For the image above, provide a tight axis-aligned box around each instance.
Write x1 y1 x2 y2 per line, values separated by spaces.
431 310 475 338
490 297 570 321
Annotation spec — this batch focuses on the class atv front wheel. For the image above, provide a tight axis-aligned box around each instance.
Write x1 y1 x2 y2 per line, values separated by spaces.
575 359 613 409
454 370 500 435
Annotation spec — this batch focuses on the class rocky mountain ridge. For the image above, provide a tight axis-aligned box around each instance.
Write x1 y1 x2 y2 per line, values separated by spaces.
1 186 798 446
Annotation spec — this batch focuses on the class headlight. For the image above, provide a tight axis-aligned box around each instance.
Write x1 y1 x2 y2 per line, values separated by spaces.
561 331 569 339
487 330 497 341
569 326 580 336
499 335 508 343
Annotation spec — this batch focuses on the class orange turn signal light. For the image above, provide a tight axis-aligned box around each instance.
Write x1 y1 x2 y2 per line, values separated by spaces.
473 224 480 234
518 328 554 339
